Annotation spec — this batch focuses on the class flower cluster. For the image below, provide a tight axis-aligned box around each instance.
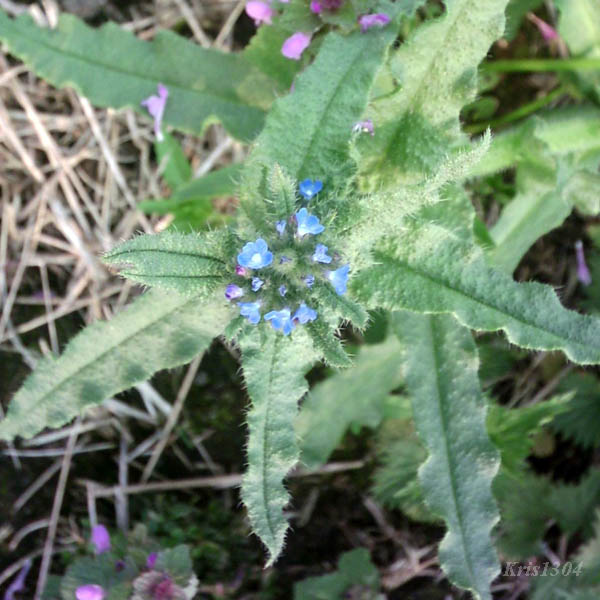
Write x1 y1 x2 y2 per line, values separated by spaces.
225 179 350 335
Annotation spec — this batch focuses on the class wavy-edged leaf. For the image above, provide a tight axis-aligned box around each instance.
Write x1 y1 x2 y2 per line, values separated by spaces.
103 230 230 294
240 327 317 566
310 280 368 328
353 221 600 364
392 311 500 600
356 0 508 188
0 10 274 141
297 337 403 469
0 292 230 440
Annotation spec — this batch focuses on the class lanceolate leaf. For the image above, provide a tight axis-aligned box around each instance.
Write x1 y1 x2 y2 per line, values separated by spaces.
392 311 500 600
297 337 403 469
0 292 231 440
353 221 600 365
103 230 230 294
0 11 275 141
240 327 317 566
356 0 508 188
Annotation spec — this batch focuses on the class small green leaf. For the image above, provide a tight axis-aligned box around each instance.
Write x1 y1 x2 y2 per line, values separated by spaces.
354 220 600 365
103 230 230 294
392 311 500 600
297 337 403 469
311 280 368 328
155 132 192 190
0 292 231 440
305 319 352 368
240 326 317 566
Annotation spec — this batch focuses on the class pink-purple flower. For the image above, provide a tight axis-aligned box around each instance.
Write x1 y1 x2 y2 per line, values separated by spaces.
147 552 158 569
576 240 592 286
352 119 374 136
358 13 390 33
282 32 312 60
91 524 111 554
528 12 559 42
245 1 273 26
4 559 31 600
141 83 169 142
310 1 322 14
75 585 105 600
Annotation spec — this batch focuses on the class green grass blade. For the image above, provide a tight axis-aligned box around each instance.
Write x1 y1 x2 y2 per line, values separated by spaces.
103 230 230 294
0 10 274 141
240 327 317 566
392 311 500 600
0 292 230 440
353 221 600 364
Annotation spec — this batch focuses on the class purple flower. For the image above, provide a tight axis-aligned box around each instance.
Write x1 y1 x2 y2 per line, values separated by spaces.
245 1 273 26
280 255 292 264
293 303 317 324
238 301 262 324
225 284 244 300
147 552 158 569
237 238 273 269
265 308 295 335
358 13 390 33
321 0 343 9
282 32 312 60
304 274 315 287
576 240 592 286
276 220 286 235
279 285 287 297
236 265 247 276
310 1 322 13
252 277 264 292
141 83 168 142
91 525 110 554
528 13 559 42
352 119 374 136
4 559 31 600
295 207 325 236
312 243 332 264
327 264 350 295
299 178 323 200
76 585 105 600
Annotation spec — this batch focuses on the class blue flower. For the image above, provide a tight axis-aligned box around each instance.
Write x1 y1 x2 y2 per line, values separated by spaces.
276 220 286 235
237 238 273 269
251 277 264 292
327 264 350 295
304 274 315 288
312 243 332 264
295 207 324 236
279 285 287 297
238 301 261 324
265 308 295 335
293 303 317 324
225 284 244 300
299 179 323 200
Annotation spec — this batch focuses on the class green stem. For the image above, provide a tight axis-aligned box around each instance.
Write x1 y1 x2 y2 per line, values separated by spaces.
465 85 569 134
482 57 600 72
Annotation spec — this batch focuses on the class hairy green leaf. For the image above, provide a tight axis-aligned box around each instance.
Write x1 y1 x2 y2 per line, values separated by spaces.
305 320 352 369
356 0 508 188
0 11 276 141
392 311 500 600
296 337 403 469
353 221 600 364
103 230 230 294
240 327 317 566
0 292 230 440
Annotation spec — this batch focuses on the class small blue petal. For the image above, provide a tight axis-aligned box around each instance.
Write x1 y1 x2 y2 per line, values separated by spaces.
237 238 274 269
293 302 317 324
265 309 295 335
225 284 244 300
295 207 325 236
327 264 350 295
276 220 286 235
238 301 261 324
304 274 315 288
280 255 292 264
312 243 332 264
279 285 287 297
299 179 323 200
251 277 264 292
